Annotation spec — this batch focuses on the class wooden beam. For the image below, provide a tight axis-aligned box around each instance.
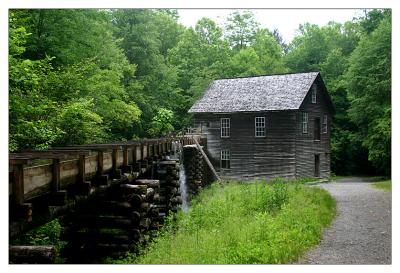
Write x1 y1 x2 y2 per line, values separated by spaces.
78 154 86 184
192 137 221 184
52 159 61 193
9 158 32 165
27 149 90 155
154 142 157 156
14 150 90 160
98 151 104 175
132 145 137 163
112 149 118 174
123 147 129 166
12 164 24 206
52 145 114 151
140 143 145 160
147 143 152 158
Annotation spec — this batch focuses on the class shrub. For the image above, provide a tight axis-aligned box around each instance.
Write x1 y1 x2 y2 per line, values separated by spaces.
12 218 67 263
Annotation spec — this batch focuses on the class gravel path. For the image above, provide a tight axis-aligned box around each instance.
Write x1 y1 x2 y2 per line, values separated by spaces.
298 177 391 264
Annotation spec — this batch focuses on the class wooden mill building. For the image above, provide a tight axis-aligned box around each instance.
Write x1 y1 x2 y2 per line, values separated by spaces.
188 72 335 180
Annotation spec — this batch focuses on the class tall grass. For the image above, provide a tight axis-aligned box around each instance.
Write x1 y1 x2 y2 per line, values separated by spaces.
111 179 336 264
372 180 391 192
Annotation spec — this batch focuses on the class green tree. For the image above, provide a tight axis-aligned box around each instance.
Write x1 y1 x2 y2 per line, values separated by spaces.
9 12 61 151
9 9 143 150
226 47 262 77
272 28 288 54
148 108 175 137
167 18 231 128
56 98 104 145
346 13 391 174
251 29 287 74
112 9 183 135
284 20 369 175
224 10 260 50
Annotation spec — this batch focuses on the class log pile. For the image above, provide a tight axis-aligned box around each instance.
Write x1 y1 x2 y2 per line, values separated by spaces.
9 245 56 264
183 145 204 198
62 159 182 262
155 160 182 214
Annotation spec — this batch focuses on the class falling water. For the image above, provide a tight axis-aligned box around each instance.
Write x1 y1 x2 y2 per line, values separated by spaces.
172 140 189 212
178 160 189 212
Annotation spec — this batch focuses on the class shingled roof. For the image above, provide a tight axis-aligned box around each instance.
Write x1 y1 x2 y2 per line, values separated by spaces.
188 72 322 113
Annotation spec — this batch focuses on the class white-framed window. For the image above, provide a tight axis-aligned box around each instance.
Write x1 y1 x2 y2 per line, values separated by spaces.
221 149 230 169
311 85 317 103
302 112 308 134
220 118 230 138
322 114 328 134
255 117 266 137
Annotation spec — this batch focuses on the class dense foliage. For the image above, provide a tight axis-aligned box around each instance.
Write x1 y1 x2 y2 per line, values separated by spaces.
9 9 391 175
11 218 67 263
106 179 336 264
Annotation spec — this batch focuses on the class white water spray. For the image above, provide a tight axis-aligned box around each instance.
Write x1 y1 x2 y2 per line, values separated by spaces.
173 140 189 212
178 160 189 212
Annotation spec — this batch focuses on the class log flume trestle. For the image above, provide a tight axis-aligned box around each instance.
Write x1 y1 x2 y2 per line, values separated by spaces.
9 135 205 263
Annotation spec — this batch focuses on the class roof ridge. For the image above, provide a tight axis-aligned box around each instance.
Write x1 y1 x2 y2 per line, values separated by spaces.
215 71 320 81
188 71 323 113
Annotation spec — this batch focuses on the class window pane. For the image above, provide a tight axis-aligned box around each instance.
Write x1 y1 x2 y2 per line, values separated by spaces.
312 86 317 103
302 112 308 133
255 117 266 137
221 118 230 137
221 149 231 169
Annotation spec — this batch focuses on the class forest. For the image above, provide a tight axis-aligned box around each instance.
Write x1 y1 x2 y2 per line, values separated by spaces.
9 9 391 176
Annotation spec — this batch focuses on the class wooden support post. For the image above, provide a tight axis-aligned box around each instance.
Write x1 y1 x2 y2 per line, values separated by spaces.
132 145 137 163
112 149 118 173
12 164 24 206
140 143 145 160
52 159 61 193
123 147 129 166
192 137 221 184
130 145 138 172
78 154 86 184
147 144 152 158
111 148 122 178
97 151 104 175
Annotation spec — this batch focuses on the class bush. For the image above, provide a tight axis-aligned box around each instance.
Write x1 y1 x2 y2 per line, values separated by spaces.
12 218 67 263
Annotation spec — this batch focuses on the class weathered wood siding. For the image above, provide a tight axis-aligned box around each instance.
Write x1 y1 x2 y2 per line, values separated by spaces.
194 111 297 180
295 81 332 178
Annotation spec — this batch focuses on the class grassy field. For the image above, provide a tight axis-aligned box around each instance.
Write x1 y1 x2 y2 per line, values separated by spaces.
109 178 336 264
372 180 391 192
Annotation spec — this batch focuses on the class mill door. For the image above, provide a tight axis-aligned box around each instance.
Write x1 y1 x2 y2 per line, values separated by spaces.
314 154 320 177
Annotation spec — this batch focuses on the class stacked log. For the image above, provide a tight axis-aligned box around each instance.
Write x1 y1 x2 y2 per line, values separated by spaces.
62 182 144 262
9 245 56 264
62 159 181 262
183 145 204 198
155 160 182 214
